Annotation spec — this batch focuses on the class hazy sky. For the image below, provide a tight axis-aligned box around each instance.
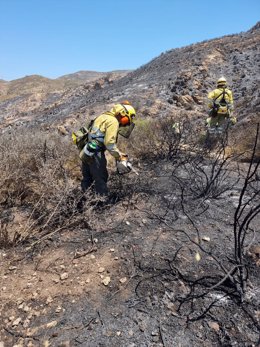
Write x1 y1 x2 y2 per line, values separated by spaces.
0 0 259 81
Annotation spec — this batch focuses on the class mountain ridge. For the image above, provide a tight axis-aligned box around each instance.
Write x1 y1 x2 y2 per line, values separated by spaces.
0 22 259 142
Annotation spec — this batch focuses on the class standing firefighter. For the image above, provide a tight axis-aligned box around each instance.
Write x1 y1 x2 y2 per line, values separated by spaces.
206 77 236 133
73 101 136 197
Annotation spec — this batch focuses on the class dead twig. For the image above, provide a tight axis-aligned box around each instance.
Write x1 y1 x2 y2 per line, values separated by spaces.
73 246 97 259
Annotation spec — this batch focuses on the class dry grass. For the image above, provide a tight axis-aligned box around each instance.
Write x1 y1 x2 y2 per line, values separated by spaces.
0 129 95 247
1 117 253 248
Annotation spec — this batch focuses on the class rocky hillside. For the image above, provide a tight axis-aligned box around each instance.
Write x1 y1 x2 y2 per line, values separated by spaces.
0 71 130 130
0 22 259 141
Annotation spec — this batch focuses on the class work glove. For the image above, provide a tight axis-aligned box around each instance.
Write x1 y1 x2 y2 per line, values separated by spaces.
119 154 129 161
230 116 237 125
116 155 132 174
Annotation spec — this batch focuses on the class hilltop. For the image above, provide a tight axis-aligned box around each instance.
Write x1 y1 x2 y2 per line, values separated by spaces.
0 22 259 152
0 70 130 129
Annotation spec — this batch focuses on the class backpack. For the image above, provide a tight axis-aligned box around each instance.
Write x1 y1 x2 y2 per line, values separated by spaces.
72 120 95 150
213 89 229 115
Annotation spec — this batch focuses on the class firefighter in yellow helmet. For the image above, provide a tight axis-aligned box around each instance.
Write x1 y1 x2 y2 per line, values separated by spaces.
79 101 136 196
206 77 236 133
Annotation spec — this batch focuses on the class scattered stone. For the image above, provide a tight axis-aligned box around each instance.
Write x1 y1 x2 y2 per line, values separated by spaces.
90 254 96 259
57 125 68 135
8 266 17 271
248 245 260 259
208 321 220 331
60 273 69 280
23 305 30 312
126 221 130 225
12 317 22 326
119 277 127 284
55 306 62 313
46 296 53 304
46 320 58 328
151 331 158 336
139 322 146 332
23 318 30 328
195 252 201 261
102 277 111 286
32 291 38 298
116 331 121 336
98 267 105 273
93 238 98 243
114 257 119 260
152 335 160 342
109 248 115 252
202 236 211 242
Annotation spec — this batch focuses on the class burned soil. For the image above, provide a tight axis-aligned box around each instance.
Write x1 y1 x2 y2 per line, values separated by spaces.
1 137 260 347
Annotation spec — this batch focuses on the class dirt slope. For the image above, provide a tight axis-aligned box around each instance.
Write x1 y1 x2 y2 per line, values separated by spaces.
0 156 259 346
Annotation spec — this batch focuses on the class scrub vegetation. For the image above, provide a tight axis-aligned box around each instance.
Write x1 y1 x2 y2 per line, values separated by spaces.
0 120 259 346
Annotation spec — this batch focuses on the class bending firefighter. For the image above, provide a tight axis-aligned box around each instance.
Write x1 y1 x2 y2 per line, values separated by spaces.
73 101 136 196
206 77 236 134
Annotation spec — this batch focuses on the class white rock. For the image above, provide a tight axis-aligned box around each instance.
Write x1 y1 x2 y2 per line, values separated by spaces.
46 320 58 328
9 266 17 271
102 277 111 286
151 331 158 336
195 252 201 261
119 277 127 284
46 296 53 304
23 318 30 328
60 273 69 280
23 305 30 312
55 306 62 313
12 317 22 326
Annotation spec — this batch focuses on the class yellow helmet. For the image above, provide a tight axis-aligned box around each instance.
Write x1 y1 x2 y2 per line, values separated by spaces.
110 103 136 125
217 76 227 87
